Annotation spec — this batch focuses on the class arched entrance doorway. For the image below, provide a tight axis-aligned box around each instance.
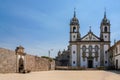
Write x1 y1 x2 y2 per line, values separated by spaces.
19 57 24 73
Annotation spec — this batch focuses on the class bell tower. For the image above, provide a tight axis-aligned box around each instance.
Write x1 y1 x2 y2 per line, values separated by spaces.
70 9 80 42
100 11 110 42
100 10 111 67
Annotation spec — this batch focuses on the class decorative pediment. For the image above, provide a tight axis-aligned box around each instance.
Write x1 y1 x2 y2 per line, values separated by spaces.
81 32 100 41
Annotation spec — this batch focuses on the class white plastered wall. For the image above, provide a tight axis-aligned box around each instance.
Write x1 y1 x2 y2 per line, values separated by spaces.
104 45 109 66
103 33 109 41
71 33 77 41
71 45 77 66
115 55 120 69
114 45 120 69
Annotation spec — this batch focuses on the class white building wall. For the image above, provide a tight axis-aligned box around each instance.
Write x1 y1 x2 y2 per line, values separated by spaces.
115 55 120 69
104 45 109 66
114 45 120 69
71 45 77 67
103 33 109 41
81 57 87 68
71 33 77 41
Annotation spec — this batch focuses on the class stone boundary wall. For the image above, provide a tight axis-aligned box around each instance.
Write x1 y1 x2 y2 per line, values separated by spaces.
25 54 50 71
0 48 17 73
0 48 55 73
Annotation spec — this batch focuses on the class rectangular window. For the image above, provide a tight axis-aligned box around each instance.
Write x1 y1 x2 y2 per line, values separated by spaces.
105 36 107 38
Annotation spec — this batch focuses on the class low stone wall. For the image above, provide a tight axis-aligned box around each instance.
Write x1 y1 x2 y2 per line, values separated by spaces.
0 48 17 73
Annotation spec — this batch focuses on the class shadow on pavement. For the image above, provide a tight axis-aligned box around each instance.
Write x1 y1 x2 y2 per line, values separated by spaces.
106 70 120 74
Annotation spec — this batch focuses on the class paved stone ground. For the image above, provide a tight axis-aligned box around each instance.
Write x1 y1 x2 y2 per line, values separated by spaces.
0 70 120 80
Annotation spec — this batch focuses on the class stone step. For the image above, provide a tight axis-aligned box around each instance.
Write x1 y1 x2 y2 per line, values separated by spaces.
85 68 97 70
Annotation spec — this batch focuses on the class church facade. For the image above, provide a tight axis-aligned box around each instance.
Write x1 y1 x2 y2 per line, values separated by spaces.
69 11 111 68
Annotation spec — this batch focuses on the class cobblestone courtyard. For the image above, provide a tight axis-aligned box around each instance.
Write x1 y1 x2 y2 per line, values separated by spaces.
0 70 120 80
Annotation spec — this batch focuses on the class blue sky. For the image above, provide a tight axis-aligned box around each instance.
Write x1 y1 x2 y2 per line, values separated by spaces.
0 0 120 58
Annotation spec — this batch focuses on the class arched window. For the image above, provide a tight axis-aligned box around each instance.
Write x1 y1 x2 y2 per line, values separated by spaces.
95 45 99 52
89 45 92 52
73 27 77 32
82 45 86 52
104 26 107 32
